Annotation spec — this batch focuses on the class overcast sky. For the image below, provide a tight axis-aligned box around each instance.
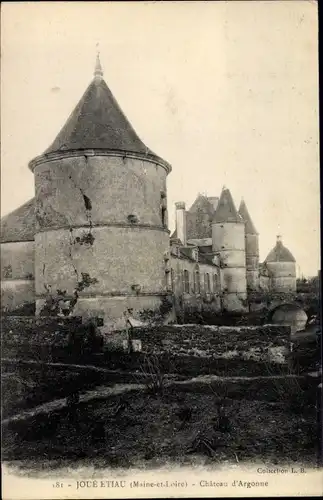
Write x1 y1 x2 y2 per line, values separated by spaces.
1 1 320 277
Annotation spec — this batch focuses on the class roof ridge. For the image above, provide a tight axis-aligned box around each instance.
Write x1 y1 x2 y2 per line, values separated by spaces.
238 199 258 234
265 239 296 263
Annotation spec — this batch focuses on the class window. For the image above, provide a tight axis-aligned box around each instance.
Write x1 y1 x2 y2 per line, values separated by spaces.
171 268 175 292
165 270 172 291
213 274 218 292
161 191 167 227
194 271 200 294
127 214 138 224
204 273 210 293
161 207 166 227
183 269 190 294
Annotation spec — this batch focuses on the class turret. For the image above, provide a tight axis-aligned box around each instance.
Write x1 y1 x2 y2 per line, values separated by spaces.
264 235 296 293
212 187 247 312
28 54 172 329
238 199 259 291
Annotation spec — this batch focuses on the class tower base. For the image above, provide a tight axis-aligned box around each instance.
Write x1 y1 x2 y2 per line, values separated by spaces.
36 294 176 332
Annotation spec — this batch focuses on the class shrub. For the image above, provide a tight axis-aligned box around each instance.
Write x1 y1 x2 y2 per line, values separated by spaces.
264 362 317 414
138 296 173 326
137 354 166 395
3 302 36 316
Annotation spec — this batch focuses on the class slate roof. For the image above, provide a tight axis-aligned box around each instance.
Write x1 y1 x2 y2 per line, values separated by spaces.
177 246 216 266
213 187 242 224
1 198 35 243
198 254 215 266
198 245 213 254
265 240 296 263
179 247 196 262
188 195 214 214
207 196 219 211
238 199 258 235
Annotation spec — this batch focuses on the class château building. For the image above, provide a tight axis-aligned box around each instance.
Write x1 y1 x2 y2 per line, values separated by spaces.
0 55 297 328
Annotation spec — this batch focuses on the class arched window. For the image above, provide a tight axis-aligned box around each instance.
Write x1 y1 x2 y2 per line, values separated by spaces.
204 273 210 293
183 269 190 294
194 271 200 294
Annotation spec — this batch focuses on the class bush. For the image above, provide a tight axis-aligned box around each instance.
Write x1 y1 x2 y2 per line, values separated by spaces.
288 332 321 375
3 302 35 316
138 296 174 326
137 354 166 395
264 362 317 414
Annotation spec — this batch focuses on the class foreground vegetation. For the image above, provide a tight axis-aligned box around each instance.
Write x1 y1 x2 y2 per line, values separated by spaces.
2 370 319 468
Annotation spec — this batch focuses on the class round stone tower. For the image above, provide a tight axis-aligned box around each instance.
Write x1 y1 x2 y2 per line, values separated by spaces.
238 198 259 291
212 187 247 312
28 55 172 329
265 235 296 292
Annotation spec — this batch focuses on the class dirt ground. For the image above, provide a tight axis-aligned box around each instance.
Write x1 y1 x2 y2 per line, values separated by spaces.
3 386 318 469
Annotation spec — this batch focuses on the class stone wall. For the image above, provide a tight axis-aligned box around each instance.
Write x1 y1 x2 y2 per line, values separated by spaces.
1 280 35 312
266 261 297 293
1 317 292 377
104 324 292 377
1 241 35 311
33 153 170 326
170 254 221 322
133 324 290 358
1 316 103 361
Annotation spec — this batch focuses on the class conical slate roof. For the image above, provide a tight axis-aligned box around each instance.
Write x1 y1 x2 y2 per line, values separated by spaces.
0 198 35 243
35 56 169 170
44 79 155 156
265 237 296 263
238 199 258 234
213 187 242 223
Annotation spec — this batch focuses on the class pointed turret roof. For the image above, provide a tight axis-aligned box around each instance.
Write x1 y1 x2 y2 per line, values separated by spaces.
213 187 242 223
29 54 170 171
238 199 258 234
0 198 35 243
265 235 296 263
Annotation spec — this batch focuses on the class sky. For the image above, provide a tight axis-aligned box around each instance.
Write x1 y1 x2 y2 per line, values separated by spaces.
1 1 320 277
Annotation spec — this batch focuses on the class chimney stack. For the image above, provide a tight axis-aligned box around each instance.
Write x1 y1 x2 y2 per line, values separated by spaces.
175 202 186 245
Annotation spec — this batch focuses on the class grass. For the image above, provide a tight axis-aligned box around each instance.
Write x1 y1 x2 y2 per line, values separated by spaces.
2 384 318 468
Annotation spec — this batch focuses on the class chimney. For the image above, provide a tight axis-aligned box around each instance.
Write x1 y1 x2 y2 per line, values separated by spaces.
175 202 186 245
